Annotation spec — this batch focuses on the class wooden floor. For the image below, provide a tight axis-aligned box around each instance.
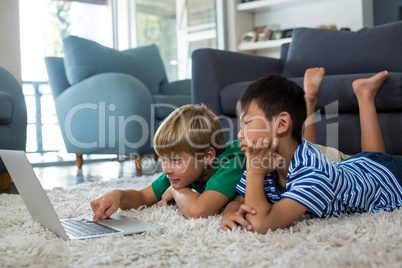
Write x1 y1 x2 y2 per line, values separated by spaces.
1 157 162 195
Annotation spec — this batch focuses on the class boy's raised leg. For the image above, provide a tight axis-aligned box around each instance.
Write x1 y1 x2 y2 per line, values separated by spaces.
352 71 389 153
303 67 325 144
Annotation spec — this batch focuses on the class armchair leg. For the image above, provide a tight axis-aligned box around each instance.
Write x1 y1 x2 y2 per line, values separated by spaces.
133 155 143 172
76 155 83 169
0 170 11 190
152 154 159 162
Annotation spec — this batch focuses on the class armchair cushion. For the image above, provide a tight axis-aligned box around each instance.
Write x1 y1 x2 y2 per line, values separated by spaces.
153 95 192 119
63 35 168 94
0 92 13 124
283 21 402 77
159 79 191 96
0 66 27 170
55 72 155 155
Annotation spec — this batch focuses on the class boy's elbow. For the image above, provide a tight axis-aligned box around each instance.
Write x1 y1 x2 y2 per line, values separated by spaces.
247 217 278 234
184 206 216 219
251 222 282 234
249 221 269 234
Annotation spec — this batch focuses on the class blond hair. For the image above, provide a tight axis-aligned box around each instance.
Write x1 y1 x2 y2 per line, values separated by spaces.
154 104 225 157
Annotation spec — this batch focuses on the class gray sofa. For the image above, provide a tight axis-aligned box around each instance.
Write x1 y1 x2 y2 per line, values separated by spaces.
192 21 402 156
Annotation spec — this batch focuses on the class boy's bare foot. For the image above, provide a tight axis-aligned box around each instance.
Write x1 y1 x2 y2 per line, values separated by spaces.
352 71 389 101
303 67 325 144
304 67 325 103
353 71 388 153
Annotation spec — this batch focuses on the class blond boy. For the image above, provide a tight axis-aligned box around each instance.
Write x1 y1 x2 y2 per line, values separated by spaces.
91 104 245 221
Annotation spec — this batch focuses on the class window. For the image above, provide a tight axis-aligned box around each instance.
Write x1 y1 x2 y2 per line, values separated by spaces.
19 0 114 161
134 0 224 80
135 0 179 80
19 0 224 162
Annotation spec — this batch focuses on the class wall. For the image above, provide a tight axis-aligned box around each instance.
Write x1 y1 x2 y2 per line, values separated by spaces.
226 0 374 57
374 0 402 25
225 0 254 52
0 0 22 84
254 0 373 32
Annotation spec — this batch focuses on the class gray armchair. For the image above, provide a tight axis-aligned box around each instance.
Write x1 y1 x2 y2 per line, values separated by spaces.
45 36 191 171
0 67 27 189
192 21 402 156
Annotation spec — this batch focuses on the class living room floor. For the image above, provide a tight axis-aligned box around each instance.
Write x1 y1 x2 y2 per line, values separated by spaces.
1 156 162 195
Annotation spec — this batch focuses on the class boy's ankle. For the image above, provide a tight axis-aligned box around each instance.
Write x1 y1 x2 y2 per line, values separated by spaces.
306 98 318 107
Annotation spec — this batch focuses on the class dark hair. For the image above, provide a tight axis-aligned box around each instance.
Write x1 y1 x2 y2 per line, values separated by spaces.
237 74 307 144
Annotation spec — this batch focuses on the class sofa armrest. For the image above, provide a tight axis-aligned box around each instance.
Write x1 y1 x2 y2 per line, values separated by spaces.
191 48 283 114
159 79 191 96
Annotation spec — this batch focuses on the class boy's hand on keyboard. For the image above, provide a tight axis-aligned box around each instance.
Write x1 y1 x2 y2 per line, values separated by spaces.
90 190 122 222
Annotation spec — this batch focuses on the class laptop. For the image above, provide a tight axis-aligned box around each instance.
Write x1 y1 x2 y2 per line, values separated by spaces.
0 149 162 240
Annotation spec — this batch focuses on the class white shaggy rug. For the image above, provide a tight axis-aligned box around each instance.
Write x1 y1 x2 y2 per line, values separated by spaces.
1 173 402 268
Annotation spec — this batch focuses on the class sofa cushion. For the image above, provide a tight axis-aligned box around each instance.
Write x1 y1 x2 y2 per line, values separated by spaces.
219 81 252 116
159 79 191 96
220 72 402 117
291 72 402 113
153 95 192 119
0 91 13 124
63 36 168 94
283 21 402 77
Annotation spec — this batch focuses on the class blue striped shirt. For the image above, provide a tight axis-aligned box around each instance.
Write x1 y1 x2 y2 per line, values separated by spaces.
235 140 402 217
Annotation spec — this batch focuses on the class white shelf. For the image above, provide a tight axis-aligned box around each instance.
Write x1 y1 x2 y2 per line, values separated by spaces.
238 37 291 51
237 0 321 12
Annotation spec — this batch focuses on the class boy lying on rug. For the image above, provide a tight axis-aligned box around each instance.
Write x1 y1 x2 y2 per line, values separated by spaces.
90 97 341 222
91 104 246 221
221 69 402 234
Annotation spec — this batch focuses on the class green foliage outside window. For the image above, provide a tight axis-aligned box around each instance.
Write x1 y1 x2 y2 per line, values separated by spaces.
43 0 71 57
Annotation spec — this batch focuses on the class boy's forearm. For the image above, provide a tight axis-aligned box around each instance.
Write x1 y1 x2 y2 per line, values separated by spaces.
118 190 142 209
169 187 204 218
119 186 158 209
244 172 272 231
170 187 227 219
221 200 242 221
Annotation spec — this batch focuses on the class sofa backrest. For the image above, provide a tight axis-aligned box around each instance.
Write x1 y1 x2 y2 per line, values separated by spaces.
280 42 290 67
282 21 402 78
63 36 168 94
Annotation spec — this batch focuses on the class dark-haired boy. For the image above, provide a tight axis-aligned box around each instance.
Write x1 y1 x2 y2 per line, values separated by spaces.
221 70 402 234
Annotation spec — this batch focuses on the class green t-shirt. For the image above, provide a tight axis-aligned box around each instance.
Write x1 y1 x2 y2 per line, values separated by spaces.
151 140 246 201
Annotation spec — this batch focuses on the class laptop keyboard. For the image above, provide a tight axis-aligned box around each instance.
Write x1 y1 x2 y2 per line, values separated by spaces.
61 218 120 238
